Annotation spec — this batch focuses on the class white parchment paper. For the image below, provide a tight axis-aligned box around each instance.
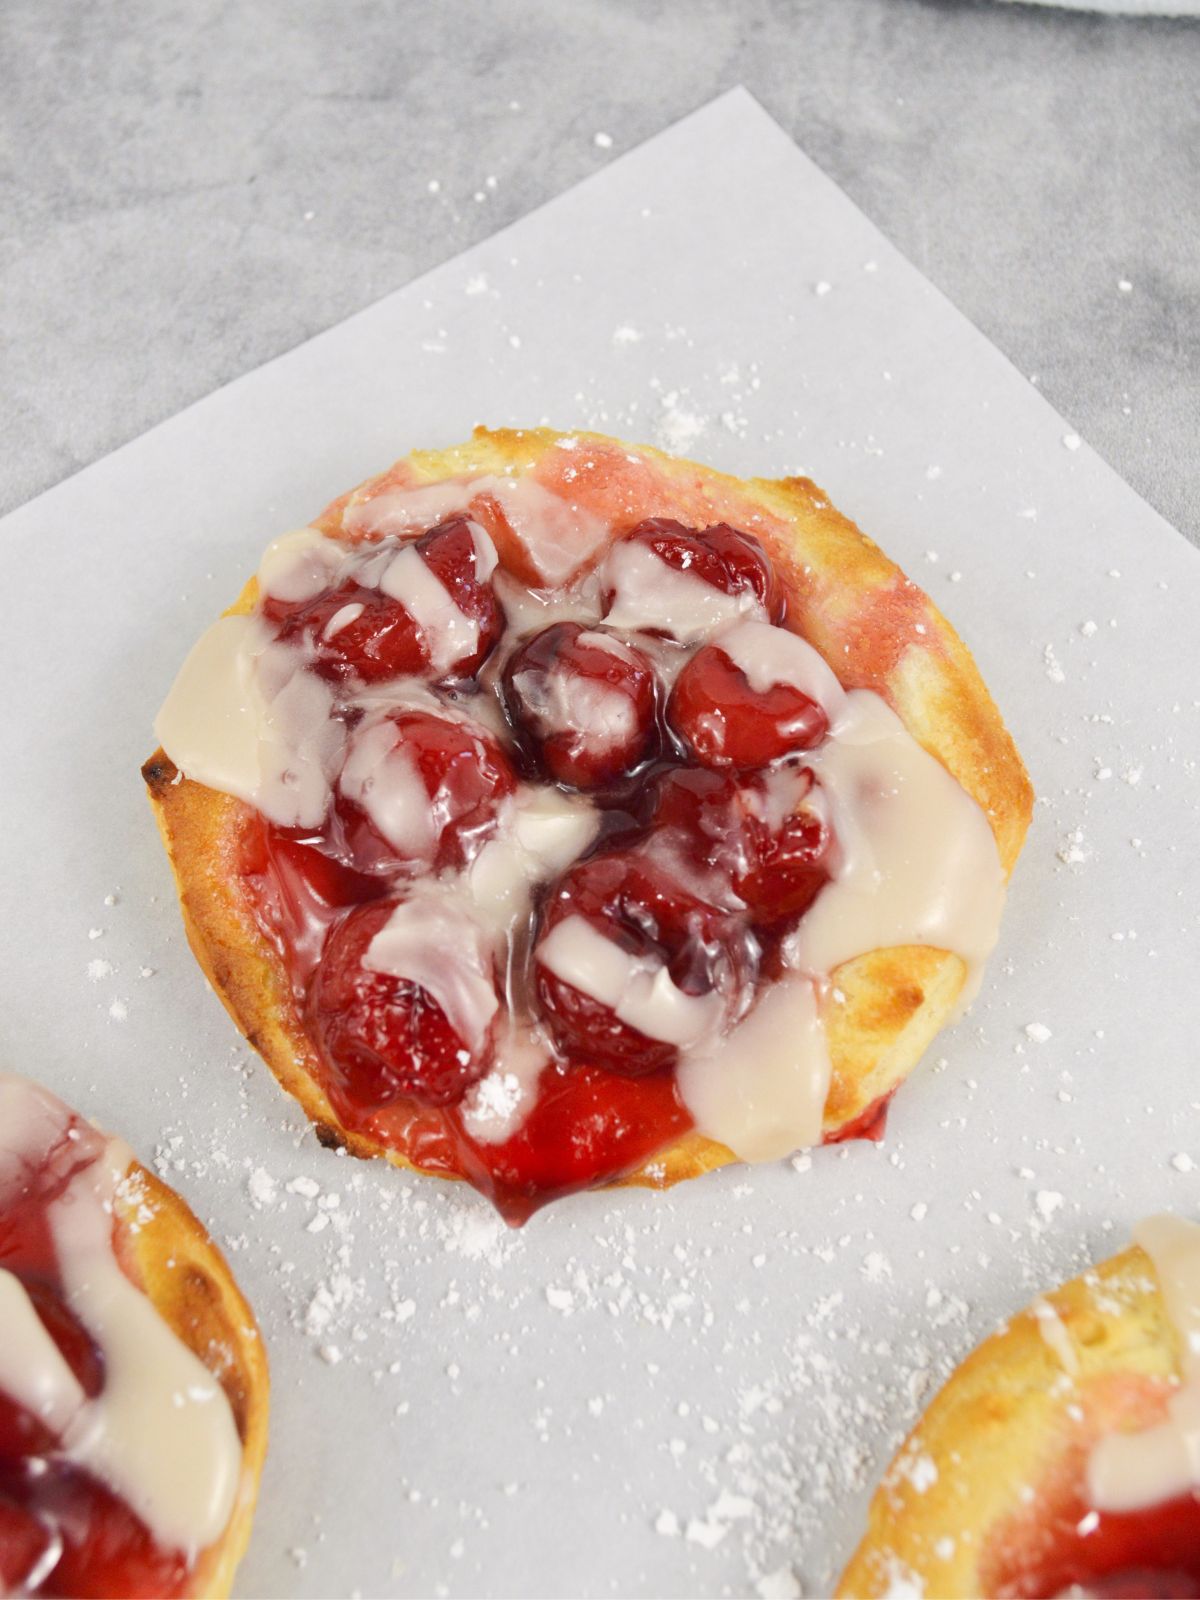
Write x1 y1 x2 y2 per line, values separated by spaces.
2 89 1198 1597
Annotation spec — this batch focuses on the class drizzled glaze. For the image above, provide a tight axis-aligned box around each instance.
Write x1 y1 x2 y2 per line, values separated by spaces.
1090 1216 1200 1512
156 454 1008 1213
0 1074 242 1594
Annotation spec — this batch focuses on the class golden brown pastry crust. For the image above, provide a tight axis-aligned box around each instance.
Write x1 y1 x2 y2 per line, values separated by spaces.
143 426 1033 1194
836 1244 1181 1598
112 1158 269 1598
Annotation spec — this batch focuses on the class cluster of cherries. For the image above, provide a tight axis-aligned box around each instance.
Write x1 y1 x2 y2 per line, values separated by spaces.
254 513 834 1123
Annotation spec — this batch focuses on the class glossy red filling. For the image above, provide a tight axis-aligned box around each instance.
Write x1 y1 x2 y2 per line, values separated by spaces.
237 513 860 1220
0 1126 190 1598
986 1490 1200 1598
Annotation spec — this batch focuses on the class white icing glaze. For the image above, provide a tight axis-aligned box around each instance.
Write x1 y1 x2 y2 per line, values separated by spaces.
493 569 604 638
459 1024 552 1146
1088 1214 1200 1512
511 662 636 753
155 615 344 829
471 523 499 582
784 689 1006 1006
676 975 830 1162
467 787 599 937
715 618 847 714
345 474 609 586
680 683 1005 1160
257 526 342 603
364 892 499 1050
338 719 434 863
342 480 481 537
0 1270 86 1434
379 543 479 675
484 476 609 586
323 601 364 639
537 915 724 1048
1032 1297 1080 1377
0 1074 243 1559
602 540 768 642
574 629 642 666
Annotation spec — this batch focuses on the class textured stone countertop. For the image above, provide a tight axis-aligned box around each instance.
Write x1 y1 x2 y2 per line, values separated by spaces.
3 0 1197 540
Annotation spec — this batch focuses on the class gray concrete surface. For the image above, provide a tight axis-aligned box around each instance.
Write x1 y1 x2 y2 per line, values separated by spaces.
2 0 1197 539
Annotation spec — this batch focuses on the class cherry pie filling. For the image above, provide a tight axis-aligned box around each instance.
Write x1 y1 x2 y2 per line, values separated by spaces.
984 1481 1200 1598
235 509 898 1222
0 1122 191 1599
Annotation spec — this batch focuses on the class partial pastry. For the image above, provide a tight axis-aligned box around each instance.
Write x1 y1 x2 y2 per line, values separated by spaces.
144 426 1032 1220
0 1073 268 1598
839 1214 1200 1598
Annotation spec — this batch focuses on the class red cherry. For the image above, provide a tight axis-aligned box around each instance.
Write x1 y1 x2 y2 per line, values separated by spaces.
310 900 496 1110
667 639 827 770
737 805 827 923
265 515 501 683
648 766 829 923
335 709 516 874
0 1498 55 1596
17 1464 190 1599
501 622 659 789
603 518 783 622
266 579 424 682
533 851 756 1076
412 515 503 672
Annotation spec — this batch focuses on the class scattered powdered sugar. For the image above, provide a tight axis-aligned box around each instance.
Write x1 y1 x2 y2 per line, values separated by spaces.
248 1166 279 1209
655 390 708 454
1057 828 1090 867
1035 1190 1065 1225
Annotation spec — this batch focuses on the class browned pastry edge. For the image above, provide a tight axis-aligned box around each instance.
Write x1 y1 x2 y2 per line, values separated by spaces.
113 1158 269 1597
143 425 1034 1198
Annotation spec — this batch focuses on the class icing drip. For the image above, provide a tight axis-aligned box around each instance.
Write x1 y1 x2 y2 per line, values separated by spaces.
338 720 436 863
1089 1215 1200 1513
537 915 724 1048
257 526 342 603
493 569 604 639
154 615 344 829
678 686 1005 1160
714 617 847 711
459 1025 553 1147
345 474 609 586
466 787 599 938
378 544 479 675
0 1074 243 1560
602 539 768 641
785 691 1006 1004
364 892 499 1051
676 975 829 1162
511 662 637 753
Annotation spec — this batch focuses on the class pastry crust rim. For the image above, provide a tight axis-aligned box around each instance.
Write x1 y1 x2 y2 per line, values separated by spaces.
114 1157 269 1598
142 424 1034 1204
